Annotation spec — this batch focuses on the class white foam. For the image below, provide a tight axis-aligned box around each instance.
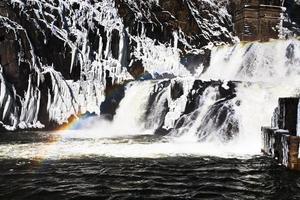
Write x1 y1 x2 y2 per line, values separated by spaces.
0 131 258 160
200 39 300 83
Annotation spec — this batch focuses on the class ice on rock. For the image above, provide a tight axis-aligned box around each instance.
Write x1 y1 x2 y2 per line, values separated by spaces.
0 0 133 128
0 66 18 130
131 34 190 77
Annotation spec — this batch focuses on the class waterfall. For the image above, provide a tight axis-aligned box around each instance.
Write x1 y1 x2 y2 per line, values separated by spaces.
60 37 300 150
200 39 300 82
61 81 155 139
67 39 300 155
0 0 300 158
112 81 154 135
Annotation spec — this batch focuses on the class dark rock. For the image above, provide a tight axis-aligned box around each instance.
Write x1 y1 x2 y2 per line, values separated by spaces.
181 52 206 74
0 122 6 132
169 80 239 141
116 0 234 54
144 80 170 132
278 98 299 135
196 98 239 141
154 127 170 136
37 72 52 128
285 0 300 26
128 59 145 79
184 80 217 114
100 82 126 119
171 81 184 100
0 19 32 94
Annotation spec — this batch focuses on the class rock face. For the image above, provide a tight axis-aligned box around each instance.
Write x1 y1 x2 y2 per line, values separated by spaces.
172 80 238 141
282 0 300 37
116 0 234 50
143 79 239 141
0 0 235 130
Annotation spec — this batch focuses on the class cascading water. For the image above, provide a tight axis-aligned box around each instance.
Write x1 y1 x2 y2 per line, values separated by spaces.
61 39 300 157
0 0 300 159
2 39 300 159
200 39 300 82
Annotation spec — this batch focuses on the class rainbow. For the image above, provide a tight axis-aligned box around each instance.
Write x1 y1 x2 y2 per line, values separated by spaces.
57 114 88 131
30 114 93 162
29 83 127 161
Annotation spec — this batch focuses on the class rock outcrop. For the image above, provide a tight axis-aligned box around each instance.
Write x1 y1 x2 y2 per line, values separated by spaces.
0 0 235 130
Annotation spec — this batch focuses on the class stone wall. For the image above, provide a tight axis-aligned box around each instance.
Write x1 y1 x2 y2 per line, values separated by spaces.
278 98 299 135
261 97 300 170
262 127 300 170
233 0 283 41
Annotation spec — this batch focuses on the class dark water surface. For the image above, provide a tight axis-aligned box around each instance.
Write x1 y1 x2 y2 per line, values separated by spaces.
0 132 300 200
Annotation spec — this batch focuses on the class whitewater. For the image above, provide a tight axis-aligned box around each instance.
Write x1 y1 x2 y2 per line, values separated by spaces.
1 39 300 160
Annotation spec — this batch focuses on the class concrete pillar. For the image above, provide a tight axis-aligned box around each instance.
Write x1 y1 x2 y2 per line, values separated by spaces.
278 98 300 136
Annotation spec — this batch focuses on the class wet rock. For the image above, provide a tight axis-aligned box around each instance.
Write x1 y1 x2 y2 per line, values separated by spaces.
184 80 215 114
154 127 170 136
100 82 126 120
171 81 184 100
116 0 234 53
144 80 170 132
196 98 239 141
285 0 300 26
128 59 145 79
